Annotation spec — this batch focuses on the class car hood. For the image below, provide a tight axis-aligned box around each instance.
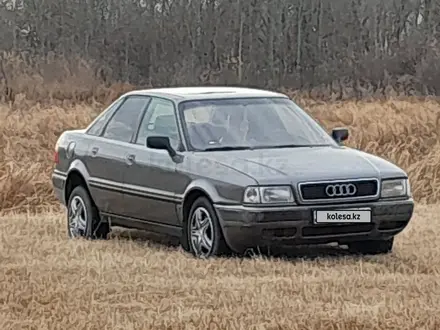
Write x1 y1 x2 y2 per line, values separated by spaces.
198 146 407 185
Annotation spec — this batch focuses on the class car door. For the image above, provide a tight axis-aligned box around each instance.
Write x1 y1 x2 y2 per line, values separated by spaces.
84 95 151 215
121 96 184 226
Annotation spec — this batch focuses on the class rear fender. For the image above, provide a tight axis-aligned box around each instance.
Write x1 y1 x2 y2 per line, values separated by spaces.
64 159 94 201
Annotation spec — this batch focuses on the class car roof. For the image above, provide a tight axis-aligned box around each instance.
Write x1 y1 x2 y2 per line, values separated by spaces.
122 86 288 101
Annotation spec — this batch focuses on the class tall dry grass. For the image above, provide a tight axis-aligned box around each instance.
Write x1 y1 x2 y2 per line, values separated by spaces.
1 96 440 212
0 51 137 105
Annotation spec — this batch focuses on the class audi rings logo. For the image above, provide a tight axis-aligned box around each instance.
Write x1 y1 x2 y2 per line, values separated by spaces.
325 183 357 197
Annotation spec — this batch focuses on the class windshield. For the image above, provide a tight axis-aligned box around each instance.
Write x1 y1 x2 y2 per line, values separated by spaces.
179 97 337 150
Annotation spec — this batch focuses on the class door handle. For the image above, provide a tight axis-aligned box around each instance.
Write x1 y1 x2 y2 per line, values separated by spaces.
91 146 99 157
126 154 136 165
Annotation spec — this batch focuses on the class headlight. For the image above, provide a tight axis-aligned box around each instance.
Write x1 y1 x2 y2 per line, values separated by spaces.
381 179 409 198
243 186 295 204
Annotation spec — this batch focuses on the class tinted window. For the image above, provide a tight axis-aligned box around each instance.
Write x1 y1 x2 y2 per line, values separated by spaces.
102 96 150 143
87 98 124 136
136 98 180 149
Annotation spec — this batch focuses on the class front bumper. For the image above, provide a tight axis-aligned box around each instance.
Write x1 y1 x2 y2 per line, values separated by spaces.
214 199 414 253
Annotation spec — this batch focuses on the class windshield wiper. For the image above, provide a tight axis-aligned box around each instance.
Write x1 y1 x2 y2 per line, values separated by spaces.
201 144 332 151
254 144 332 149
202 145 253 151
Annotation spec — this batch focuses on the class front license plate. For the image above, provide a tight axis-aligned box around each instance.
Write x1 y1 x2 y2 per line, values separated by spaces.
313 208 372 224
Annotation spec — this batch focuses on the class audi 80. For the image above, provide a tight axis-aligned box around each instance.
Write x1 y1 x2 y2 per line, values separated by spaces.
51 87 414 258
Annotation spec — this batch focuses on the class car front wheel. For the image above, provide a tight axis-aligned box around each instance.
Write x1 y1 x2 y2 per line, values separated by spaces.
186 197 229 258
347 237 394 255
67 186 110 240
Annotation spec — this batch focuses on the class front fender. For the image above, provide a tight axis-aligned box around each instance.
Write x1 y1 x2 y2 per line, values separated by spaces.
177 178 244 223
182 178 243 205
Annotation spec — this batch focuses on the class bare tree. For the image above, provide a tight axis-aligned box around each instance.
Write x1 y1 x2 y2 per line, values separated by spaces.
1 0 440 100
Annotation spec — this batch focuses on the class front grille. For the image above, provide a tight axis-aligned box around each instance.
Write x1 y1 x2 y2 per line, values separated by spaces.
299 179 379 201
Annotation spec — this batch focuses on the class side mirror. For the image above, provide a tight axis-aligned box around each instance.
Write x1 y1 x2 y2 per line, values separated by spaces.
331 127 349 143
146 136 176 158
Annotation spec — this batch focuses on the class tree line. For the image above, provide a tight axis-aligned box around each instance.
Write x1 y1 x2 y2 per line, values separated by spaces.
0 0 439 100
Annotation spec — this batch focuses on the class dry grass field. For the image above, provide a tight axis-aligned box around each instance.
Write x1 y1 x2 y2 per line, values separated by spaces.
2 96 440 212
1 95 440 329
0 205 439 329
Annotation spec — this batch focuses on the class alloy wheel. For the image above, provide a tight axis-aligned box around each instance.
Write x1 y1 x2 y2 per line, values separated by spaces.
189 206 214 258
68 195 88 238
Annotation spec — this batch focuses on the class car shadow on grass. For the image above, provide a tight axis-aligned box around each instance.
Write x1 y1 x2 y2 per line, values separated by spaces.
110 227 181 249
110 226 360 261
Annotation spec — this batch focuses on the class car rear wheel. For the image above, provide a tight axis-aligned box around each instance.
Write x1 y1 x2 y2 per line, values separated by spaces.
347 237 394 255
185 197 229 258
67 186 110 240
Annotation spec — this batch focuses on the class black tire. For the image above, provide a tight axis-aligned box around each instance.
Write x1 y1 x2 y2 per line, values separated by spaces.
347 237 394 255
66 185 110 240
183 196 230 258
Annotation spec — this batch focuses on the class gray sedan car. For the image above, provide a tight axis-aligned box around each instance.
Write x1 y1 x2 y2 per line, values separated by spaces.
52 87 414 258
